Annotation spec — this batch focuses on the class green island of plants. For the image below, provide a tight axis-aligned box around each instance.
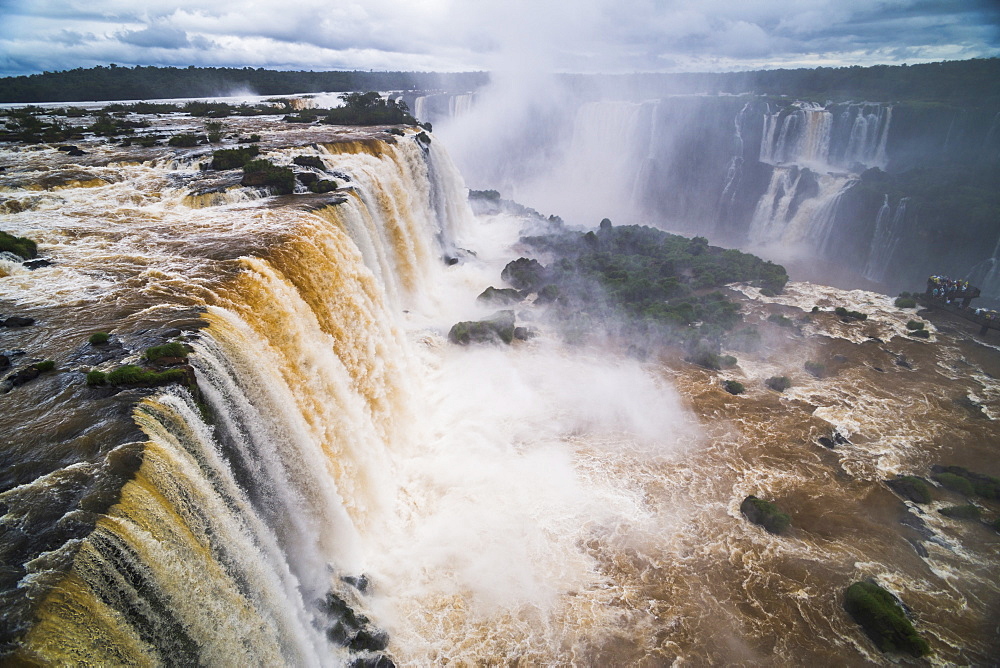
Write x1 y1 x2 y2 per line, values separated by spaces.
723 379 745 395
448 311 516 346
211 146 261 170
145 341 190 362
835 306 868 321
487 220 787 358
906 320 924 330
242 159 296 195
88 332 110 345
885 476 932 504
88 365 189 388
932 465 1000 499
765 376 792 392
740 495 790 534
939 504 981 520
843 581 929 656
894 293 918 308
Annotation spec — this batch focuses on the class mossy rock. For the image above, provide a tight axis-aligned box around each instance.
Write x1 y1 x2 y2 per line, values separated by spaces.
804 361 826 378
723 380 745 395
895 296 918 309
241 159 295 195
211 145 260 170
308 179 338 194
105 365 190 387
908 328 930 339
89 331 110 345
476 286 523 305
765 376 791 392
145 341 190 362
0 230 38 259
835 306 868 321
905 320 924 330
886 476 932 504
767 313 794 327
843 581 928 656
740 495 790 534
448 311 516 345
931 465 1000 499
939 504 981 520
293 155 324 169
932 472 974 496
501 257 548 292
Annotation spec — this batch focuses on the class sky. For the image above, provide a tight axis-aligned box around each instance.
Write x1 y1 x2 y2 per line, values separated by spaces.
0 0 998 78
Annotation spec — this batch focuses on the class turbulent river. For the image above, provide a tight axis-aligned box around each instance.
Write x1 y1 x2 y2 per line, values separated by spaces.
0 112 998 665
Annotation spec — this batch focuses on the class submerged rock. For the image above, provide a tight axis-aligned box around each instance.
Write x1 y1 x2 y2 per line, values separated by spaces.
2 316 35 327
740 495 790 534
843 581 928 656
886 476 932 504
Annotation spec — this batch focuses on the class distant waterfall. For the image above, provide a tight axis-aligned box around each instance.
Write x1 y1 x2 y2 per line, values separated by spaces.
717 102 751 220
863 196 909 282
964 235 1000 300
760 102 891 170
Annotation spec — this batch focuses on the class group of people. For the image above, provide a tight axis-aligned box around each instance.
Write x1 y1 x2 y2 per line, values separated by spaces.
926 275 973 300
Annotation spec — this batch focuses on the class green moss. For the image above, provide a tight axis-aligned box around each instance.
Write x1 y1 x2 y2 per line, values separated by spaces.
448 311 516 345
106 365 188 387
145 341 189 361
0 230 38 259
86 370 107 386
844 582 929 656
887 476 932 504
242 159 295 195
933 472 974 495
292 155 324 169
34 360 55 372
767 313 794 327
308 179 338 194
476 286 523 305
723 380 745 395
895 295 918 308
211 145 260 170
167 133 201 147
835 306 868 321
740 495 790 534
933 466 1000 499
89 331 110 345
939 504 981 520
804 361 826 378
765 376 792 392
905 320 924 330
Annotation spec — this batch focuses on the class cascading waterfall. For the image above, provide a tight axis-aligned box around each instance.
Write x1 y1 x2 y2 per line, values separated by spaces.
7 130 472 665
863 196 909 282
717 102 751 220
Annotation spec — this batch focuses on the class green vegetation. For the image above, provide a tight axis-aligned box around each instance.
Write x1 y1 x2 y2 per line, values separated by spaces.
765 376 792 392
145 342 189 362
804 361 826 378
723 380 745 395
247 134 261 143
932 466 1000 499
835 306 868 321
740 495 790 534
906 320 924 330
933 472 974 495
322 92 417 126
767 313 794 327
167 133 201 147
843 581 929 656
469 189 501 201
448 311 516 345
939 504 981 520
211 145 260 170
895 293 918 309
86 370 107 386
308 180 338 194
908 329 930 339
205 121 224 143
886 476 932 504
0 231 38 259
105 365 189 387
242 159 295 195
293 155 325 169
88 332 110 345
34 360 55 372
477 287 523 305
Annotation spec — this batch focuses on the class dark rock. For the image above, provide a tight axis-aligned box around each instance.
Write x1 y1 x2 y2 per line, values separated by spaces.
342 574 370 594
501 257 548 292
843 581 928 656
833 431 850 445
162 328 182 338
5 365 40 387
833 354 849 363
907 539 929 558
2 316 35 327
67 148 86 156
871 366 885 373
57 145 77 152
894 355 912 369
740 495 790 534
477 286 523 305
22 259 52 270
817 436 835 449
443 256 459 266
350 657 395 668
0 355 8 369
513 326 533 341
886 476 932 504
297 172 319 185
448 311 516 345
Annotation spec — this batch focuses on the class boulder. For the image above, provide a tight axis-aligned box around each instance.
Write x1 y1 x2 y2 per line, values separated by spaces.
476 286 523 305
885 476 932 504
740 495 790 534
448 311 516 345
2 316 35 327
501 258 547 292
22 259 52 270
0 355 8 369
843 581 928 656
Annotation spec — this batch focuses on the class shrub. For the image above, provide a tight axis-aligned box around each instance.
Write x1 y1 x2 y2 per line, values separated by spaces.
932 466 1000 499
906 320 924 330
469 189 501 200
501 258 548 292
211 145 260 170
886 476 932 504
86 370 107 386
293 155 324 169
0 230 38 259
476 287 523 305
933 472 974 495
895 295 918 308
804 361 826 378
205 121 224 143
723 380 745 395
33 360 55 372
145 341 189 361
308 180 338 194
843 582 928 656
242 159 295 195
248 134 261 143
167 133 201 147
908 329 930 338
740 495 790 534
765 376 791 392
89 331 110 345
719 355 737 368
939 504 981 520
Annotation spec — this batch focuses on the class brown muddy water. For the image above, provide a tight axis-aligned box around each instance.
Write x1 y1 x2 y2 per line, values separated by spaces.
0 109 998 666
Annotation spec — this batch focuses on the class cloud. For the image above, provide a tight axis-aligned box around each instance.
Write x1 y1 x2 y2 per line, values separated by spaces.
0 0 997 77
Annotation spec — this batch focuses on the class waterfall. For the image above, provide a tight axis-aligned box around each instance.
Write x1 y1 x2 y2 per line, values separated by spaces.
759 103 832 167
964 235 1000 300
759 102 890 171
6 131 473 665
717 102 751 220
863 196 909 283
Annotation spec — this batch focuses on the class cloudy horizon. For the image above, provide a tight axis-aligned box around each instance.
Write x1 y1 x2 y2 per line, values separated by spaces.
1 0 999 78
